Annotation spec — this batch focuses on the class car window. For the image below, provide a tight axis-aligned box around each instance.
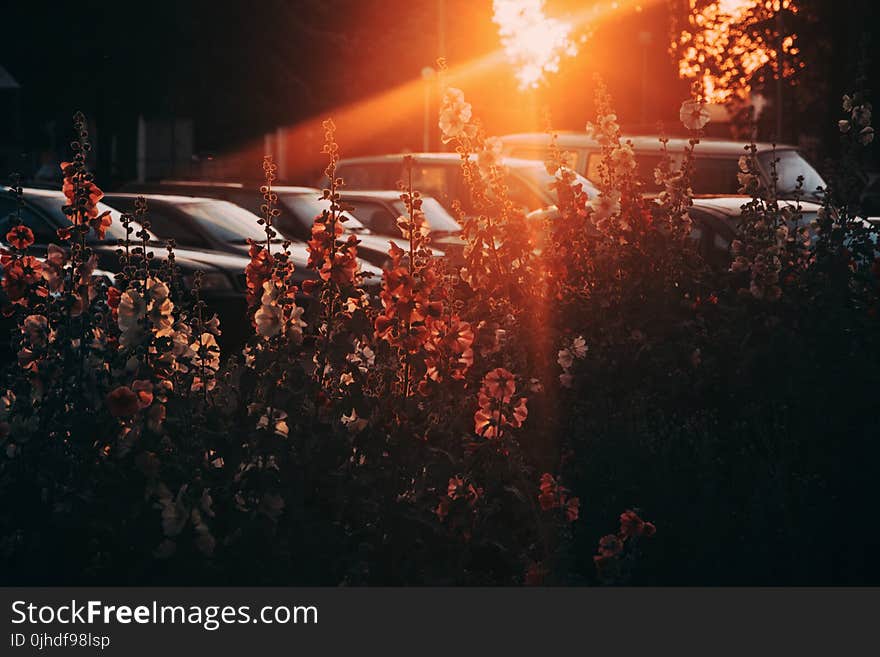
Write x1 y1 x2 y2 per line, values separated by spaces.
505 171 548 212
507 146 548 161
347 200 398 235
388 197 462 233
588 152 668 192
278 194 367 239
0 196 57 244
635 154 667 192
179 200 267 244
226 191 263 217
337 164 391 190
690 157 742 195
585 153 605 186
758 149 826 200
105 197 208 249
409 165 453 203
25 195 139 243
686 208 731 267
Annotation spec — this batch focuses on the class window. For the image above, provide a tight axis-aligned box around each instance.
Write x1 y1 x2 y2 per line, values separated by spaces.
141 205 205 248
634 154 667 193
409 165 451 201
690 157 742 195
180 201 267 244
336 164 391 190
347 200 398 236
758 149 826 200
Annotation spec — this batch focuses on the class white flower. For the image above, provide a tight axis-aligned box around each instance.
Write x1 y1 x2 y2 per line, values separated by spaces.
680 99 710 131
557 348 574 370
478 136 504 173
852 105 872 128
118 288 147 348
610 142 636 175
146 277 169 302
439 87 473 143
190 332 220 371
859 126 874 146
588 189 622 222
255 303 282 338
571 336 588 358
838 120 851 133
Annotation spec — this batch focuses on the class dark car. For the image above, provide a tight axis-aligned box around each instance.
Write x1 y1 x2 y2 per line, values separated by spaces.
338 190 465 263
103 192 383 284
0 187 256 350
332 153 600 217
118 182 443 268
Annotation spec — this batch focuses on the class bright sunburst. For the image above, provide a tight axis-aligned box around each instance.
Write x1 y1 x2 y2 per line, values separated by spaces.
492 0 580 90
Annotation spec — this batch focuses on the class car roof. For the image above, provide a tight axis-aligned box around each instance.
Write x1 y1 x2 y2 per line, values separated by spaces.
340 190 443 203
272 186 323 194
690 195 822 214
159 180 245 189
501 132 796 155
105 192 220 204
19 187 67 199
336 153 550 169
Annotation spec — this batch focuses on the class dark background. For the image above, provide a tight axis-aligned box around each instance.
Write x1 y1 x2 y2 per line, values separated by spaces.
0 0 877 186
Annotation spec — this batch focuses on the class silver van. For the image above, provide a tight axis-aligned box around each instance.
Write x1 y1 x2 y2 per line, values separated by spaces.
501 133 826 201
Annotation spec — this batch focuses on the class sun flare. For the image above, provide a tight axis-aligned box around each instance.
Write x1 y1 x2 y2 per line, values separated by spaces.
492 0 580 90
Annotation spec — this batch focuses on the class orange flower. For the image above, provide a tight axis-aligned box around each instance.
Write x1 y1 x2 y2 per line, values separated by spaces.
483 367 516 403
6 225 34 250
89 210 113 240
474 368 528 439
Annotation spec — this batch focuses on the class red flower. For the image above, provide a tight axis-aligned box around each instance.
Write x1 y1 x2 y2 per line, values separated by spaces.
525 562 548 586
245 244 273 307
596 535 623 562
565 497 580 522
89 210 113 240
106 386 140 418
619 509 655 539
6 225 34 250
594 534 624 569
538 473 559 510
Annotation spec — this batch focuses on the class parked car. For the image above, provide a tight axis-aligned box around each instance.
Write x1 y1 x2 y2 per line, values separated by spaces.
0 187 258 350
500 133 827 201
118 182 442 268
682 196 880 267
338 190 465 262
331 153 600 217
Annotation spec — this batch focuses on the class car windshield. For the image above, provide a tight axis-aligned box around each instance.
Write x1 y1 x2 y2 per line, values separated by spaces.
27 195 154 243
279 194 368 233
389 197 462 233
178 200 270 243
506 162 598 210
758 149 826 200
